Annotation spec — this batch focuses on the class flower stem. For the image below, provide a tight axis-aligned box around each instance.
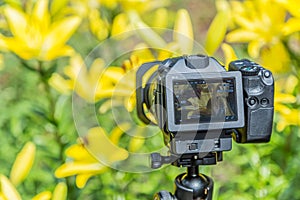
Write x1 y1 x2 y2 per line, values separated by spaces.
21 60 77 197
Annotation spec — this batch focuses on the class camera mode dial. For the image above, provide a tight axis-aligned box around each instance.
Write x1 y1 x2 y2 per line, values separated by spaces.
229 59 260 76
240 65 260 76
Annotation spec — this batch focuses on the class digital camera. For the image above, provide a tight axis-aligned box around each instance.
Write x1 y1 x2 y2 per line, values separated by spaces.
136 55 274 155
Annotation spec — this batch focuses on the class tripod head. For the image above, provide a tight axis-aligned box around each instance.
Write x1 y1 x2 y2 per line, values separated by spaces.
151 151 222 168
151 152 222 200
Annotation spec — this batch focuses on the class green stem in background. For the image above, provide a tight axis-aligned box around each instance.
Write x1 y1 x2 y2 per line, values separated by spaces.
36 61 64 159
37 62 57 124
21 60 78 198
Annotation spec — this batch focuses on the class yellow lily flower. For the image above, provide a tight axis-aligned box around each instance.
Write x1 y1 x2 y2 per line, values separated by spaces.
275 0 300 18
98 45 169 113
151 8 169 30
10 142 36 186
119 0 170 13
2 0 81 61
111 13 132 39
173 9 194 54
66 0 109 41
110 5 169 40
51 8 194 106
274 75 299 131
98 10 195 114
55 143 109 189
49 53 126 103
85 127 129 165
128 9 194 55
55 126 129 188
32 191 52 200
274 0 300 35
88 9 109 41
225 0 293 72
51 182 67 200
50 45 158 106
205 0 231 55
277 109 300 131
31 182 69 200
0 174 21 200
221 43 238 68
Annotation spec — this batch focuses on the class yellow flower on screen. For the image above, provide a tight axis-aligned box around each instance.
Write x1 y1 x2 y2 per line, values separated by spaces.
2 0 81 61
225 0 297 72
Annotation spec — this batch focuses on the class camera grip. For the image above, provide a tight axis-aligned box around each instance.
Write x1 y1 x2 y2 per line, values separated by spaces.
230 59 274 143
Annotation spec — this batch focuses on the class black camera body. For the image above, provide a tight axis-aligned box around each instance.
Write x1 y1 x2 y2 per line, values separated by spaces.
229 59 274 143
136 55 274 156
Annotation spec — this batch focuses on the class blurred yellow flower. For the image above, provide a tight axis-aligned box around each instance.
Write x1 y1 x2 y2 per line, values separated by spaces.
276 107 300 131
275 0 300 17
274 75 299 131
205 0 231 55
111 13 132 38
226 0 296 72
0 141 62 200
50 47 158 108
49 54 127 103
151 8 169 30
119 0 170 13
52 182 67 200
55 127 128 188
221 43 238 68
32 191 52 200
88 9 109 41
55 143 108 189
31 182 68 200
0 174 21 200
275 0 300 35
2 0 81 61
128 8 194 55
52 9 194 111
10 142 36 186
173 9 194 54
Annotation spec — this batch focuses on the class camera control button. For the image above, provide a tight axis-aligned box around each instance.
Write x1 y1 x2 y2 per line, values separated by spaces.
263 70 271 78
261 98 269 105
188 143 198 150
248 97 257 106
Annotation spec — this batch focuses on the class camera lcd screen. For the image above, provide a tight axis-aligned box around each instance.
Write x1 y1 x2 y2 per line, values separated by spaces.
173 78 238 124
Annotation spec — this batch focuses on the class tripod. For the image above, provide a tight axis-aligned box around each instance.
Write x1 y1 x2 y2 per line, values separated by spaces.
151 152 222 200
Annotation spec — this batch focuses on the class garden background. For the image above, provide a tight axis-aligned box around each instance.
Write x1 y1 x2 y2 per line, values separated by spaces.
0 0 299 199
